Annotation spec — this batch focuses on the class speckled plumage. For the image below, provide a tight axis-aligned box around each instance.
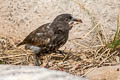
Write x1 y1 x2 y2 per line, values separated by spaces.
17 13 82 66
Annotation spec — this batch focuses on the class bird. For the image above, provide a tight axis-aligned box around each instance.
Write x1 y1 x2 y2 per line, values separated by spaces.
17 13 82 66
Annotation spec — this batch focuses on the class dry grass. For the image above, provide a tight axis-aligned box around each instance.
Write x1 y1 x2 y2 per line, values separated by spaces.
0 0 120 76
0 33 119 76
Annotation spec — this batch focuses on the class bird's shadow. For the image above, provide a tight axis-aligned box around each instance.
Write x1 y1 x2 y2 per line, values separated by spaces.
37 50 70 61
42 50 82 61
50 51 82 61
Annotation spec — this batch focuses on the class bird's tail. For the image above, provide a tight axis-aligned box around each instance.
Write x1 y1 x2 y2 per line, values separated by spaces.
16 42 24 47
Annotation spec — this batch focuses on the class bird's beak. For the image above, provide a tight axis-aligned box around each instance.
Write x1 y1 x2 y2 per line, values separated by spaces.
69 18 82 30
72 18 83 23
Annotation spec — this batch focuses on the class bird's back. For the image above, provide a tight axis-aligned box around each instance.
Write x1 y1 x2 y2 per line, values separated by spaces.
17 23 51 47
17 21 70 52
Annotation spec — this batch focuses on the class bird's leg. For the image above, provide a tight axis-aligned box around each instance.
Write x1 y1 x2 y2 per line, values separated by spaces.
56 50 65 57
35 54 40 66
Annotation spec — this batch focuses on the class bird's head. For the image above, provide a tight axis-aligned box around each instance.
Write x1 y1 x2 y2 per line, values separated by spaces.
53 13 82 23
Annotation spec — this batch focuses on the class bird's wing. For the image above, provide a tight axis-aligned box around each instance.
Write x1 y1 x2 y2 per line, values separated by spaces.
18 23 53 47
49 21 69 49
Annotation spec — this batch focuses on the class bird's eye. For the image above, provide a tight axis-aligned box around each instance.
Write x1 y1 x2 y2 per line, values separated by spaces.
69 16 72 19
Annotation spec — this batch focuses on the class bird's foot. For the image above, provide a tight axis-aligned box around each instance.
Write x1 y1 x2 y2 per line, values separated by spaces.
36 61 40 66
35 54 40 66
